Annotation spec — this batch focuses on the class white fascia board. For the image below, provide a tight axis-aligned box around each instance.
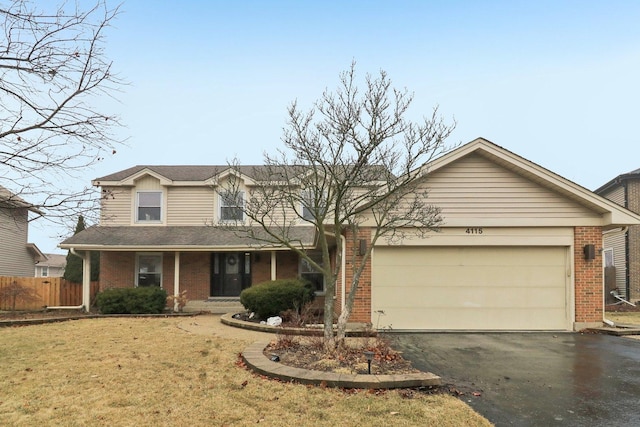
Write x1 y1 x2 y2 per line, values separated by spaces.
93 168 173 187
213 168 258 186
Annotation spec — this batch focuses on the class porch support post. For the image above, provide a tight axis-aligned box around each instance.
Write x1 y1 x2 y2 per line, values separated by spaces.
81 250 91 311
270 251 276 281
173 251 180 312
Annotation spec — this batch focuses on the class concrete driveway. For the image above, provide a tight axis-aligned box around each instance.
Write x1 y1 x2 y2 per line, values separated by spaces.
390 332 640 426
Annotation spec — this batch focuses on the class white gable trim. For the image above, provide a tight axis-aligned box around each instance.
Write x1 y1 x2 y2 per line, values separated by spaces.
212 167 257 187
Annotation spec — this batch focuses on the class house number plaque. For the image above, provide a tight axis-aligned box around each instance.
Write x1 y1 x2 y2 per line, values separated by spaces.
465 228 483 234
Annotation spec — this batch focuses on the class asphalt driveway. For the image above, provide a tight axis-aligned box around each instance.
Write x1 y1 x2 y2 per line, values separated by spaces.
390 332 640 426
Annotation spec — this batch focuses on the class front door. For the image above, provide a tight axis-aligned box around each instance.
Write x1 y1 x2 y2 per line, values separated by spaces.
210 252 250 296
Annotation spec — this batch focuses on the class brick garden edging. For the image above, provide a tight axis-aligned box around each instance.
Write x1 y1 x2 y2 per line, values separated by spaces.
242 341 441 389
220 312 375 337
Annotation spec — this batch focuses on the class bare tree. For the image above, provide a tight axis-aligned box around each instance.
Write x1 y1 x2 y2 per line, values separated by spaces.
222 63 456 348
0 0 124 227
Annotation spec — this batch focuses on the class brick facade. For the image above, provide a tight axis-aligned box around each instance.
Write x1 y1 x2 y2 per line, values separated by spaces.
336 228 372 323
176 253 210 300
100 252 135 289
99 226 606 329
99 250 300 301
574 226 604 326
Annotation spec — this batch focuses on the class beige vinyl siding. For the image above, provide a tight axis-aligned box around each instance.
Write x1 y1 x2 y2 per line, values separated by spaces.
167 186 216 225
0 208 36 276
422 153 600 226
135 175 163 190
601 185 625 207
100 186 132 225
604 230 627 297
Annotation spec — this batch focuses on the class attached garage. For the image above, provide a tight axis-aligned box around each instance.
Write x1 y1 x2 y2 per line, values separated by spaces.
372 245 570 330
350 139 640 331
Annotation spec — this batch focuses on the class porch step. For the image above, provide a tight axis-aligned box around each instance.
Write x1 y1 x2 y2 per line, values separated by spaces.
184 299 244 314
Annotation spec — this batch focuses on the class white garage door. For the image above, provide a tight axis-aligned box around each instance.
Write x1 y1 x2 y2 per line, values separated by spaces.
371 246 569 330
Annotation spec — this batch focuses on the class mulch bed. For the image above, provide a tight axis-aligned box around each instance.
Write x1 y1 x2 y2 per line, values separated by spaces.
605 304 640 312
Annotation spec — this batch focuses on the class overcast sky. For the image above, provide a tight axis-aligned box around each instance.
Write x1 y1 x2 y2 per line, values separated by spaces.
30 0 640 253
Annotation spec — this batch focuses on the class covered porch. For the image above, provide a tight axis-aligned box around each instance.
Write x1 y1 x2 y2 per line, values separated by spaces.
59 225 332 313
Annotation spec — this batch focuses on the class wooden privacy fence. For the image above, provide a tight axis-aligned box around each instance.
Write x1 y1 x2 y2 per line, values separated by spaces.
0 277 99 311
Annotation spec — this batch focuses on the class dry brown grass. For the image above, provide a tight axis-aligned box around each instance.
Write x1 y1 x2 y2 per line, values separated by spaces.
0 316 491 426
605 311 640 325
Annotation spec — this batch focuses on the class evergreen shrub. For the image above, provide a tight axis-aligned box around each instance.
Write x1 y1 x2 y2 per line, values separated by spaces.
96 287 167 314
239 279 314 319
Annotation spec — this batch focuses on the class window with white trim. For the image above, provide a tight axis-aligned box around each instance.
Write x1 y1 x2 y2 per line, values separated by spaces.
604 248 614 268
220 191 244 221
301 189 327 222
41 266 48 277
136 191 162 222
300 251 325 293
136 253 162 287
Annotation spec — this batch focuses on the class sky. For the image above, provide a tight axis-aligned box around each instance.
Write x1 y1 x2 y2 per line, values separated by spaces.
28 0 640 253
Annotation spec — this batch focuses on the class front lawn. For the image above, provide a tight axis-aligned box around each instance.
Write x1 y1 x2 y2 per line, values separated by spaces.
0 317 490 426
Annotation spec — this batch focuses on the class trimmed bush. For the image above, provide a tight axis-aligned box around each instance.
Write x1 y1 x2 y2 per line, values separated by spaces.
240 279 314 319
96 287 168 314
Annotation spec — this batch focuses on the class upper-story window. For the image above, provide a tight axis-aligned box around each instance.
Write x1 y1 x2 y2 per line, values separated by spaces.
136 191 162 222
301 189 327 222
220 191 244 221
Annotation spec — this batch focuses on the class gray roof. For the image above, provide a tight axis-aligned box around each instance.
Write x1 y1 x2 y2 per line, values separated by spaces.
95 165 292 182
0 185 42 213
60 226 317 250
595 167 640 194
94 164 392 183
40 253 67 268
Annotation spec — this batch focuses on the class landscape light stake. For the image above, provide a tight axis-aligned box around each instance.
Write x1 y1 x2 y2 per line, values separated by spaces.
363 351 374 374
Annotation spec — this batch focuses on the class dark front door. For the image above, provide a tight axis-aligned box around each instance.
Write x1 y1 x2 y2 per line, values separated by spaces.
210 252 250 296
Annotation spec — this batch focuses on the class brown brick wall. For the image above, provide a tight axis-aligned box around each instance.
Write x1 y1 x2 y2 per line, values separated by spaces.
178 252 210 300
627 179 640 301
574 226 603 324
100 252 135 289
252 252 271 284
338 228 372 323
276 252 299 279
100 250 304 299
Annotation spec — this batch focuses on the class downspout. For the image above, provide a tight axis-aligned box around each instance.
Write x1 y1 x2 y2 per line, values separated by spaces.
624 181 631 300
46 248 86 311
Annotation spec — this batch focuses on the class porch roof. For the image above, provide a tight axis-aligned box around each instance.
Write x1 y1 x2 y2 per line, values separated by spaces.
59 226 318 251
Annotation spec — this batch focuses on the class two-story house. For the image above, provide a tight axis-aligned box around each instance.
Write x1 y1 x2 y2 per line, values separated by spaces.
0 186 46 276
60 138 640 331
34 253 67 278
595 168 640 304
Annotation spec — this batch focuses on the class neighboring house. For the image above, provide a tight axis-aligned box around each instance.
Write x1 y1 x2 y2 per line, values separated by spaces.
595 168 640 303
35 253 67 278
60 138 640 331
0 186 46 276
